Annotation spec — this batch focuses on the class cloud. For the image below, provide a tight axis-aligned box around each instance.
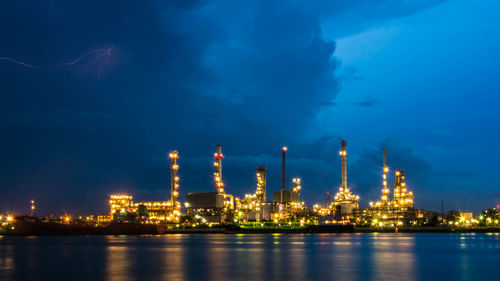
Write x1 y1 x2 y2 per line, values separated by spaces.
1 110 109 131
354 96 378 107
434 170 477 178
0 0 449 213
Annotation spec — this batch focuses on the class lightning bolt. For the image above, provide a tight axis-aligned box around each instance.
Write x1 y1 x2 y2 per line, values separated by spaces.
1 45 114 77
0 57 40 69
59 45 114 66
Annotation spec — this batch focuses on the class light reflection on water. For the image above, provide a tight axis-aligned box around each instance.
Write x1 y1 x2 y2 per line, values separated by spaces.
0 233 499 281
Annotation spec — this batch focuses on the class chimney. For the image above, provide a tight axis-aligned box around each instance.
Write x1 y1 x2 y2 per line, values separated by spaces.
281 146 287 190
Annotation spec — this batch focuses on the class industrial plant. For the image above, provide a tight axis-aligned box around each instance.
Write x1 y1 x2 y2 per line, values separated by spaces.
103 140 428 228
3 139 499 235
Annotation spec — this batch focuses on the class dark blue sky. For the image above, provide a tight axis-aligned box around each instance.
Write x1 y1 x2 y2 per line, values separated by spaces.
1 0 498 215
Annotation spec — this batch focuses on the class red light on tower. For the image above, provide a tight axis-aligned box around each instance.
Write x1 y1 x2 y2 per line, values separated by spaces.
497 204 500 209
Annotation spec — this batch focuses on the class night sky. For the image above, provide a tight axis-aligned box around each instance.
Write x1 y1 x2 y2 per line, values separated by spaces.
1 0 499 215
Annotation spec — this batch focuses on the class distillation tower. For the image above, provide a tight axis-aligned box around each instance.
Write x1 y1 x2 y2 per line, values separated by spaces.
214 144 225 195
380 148 390 206
332 140 359 216
256 165 267 203
393 169 414 208
367 148 417 224
213 144 234 210
169 150 181 221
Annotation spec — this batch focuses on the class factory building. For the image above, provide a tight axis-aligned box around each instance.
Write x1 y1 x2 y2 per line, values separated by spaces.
273 190 300 203
185 192 226 223
109 195 177 222
108 150 182 223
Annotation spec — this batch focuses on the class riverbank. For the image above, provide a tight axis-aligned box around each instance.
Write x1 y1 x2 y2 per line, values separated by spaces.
2 220 499 235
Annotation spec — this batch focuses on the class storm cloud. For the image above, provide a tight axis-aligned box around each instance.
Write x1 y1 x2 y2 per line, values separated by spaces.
0 0 458 214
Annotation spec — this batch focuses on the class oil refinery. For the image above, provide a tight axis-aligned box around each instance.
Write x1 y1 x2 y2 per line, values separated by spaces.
2 140 499 235
104 141 427 227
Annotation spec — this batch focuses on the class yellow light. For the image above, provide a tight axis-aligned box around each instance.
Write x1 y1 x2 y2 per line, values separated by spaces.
6 216 13 222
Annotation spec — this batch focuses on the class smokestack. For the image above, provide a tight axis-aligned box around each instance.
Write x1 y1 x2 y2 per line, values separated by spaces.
383 148 387 169
340 140 347 189
282 146 287 190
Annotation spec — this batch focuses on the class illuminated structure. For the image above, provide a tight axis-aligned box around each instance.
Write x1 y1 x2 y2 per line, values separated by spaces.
109 195 133 215
292 178 301 193
169 151 181 221
273 146 300 203
370 149 414 209
186 192 225 223
273 146 301 204
30 200 35 216
392 169 414 208
272 177 306 222
255 165 267 203
270 146 306 222
282 146 287 190
213 144 234 210
184 145 235 224
381 148 390 205
109 194 179 222
364 148 418 226
214 144 224 195
331 140 359 217
234 165 269 221
108 151 183 222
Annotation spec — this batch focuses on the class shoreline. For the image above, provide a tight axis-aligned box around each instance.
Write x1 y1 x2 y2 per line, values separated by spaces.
2 221 499 236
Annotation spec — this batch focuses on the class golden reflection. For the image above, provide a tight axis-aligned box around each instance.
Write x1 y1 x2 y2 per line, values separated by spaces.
105 236 131 281
330 234 360 281
289 235 307 281
0 244 15 279
373 234 416 281
208 234 230 281
246 236 265 281
163 235 185 281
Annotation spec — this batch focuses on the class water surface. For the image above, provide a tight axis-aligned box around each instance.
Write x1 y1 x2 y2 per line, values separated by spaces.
0 233 498 281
